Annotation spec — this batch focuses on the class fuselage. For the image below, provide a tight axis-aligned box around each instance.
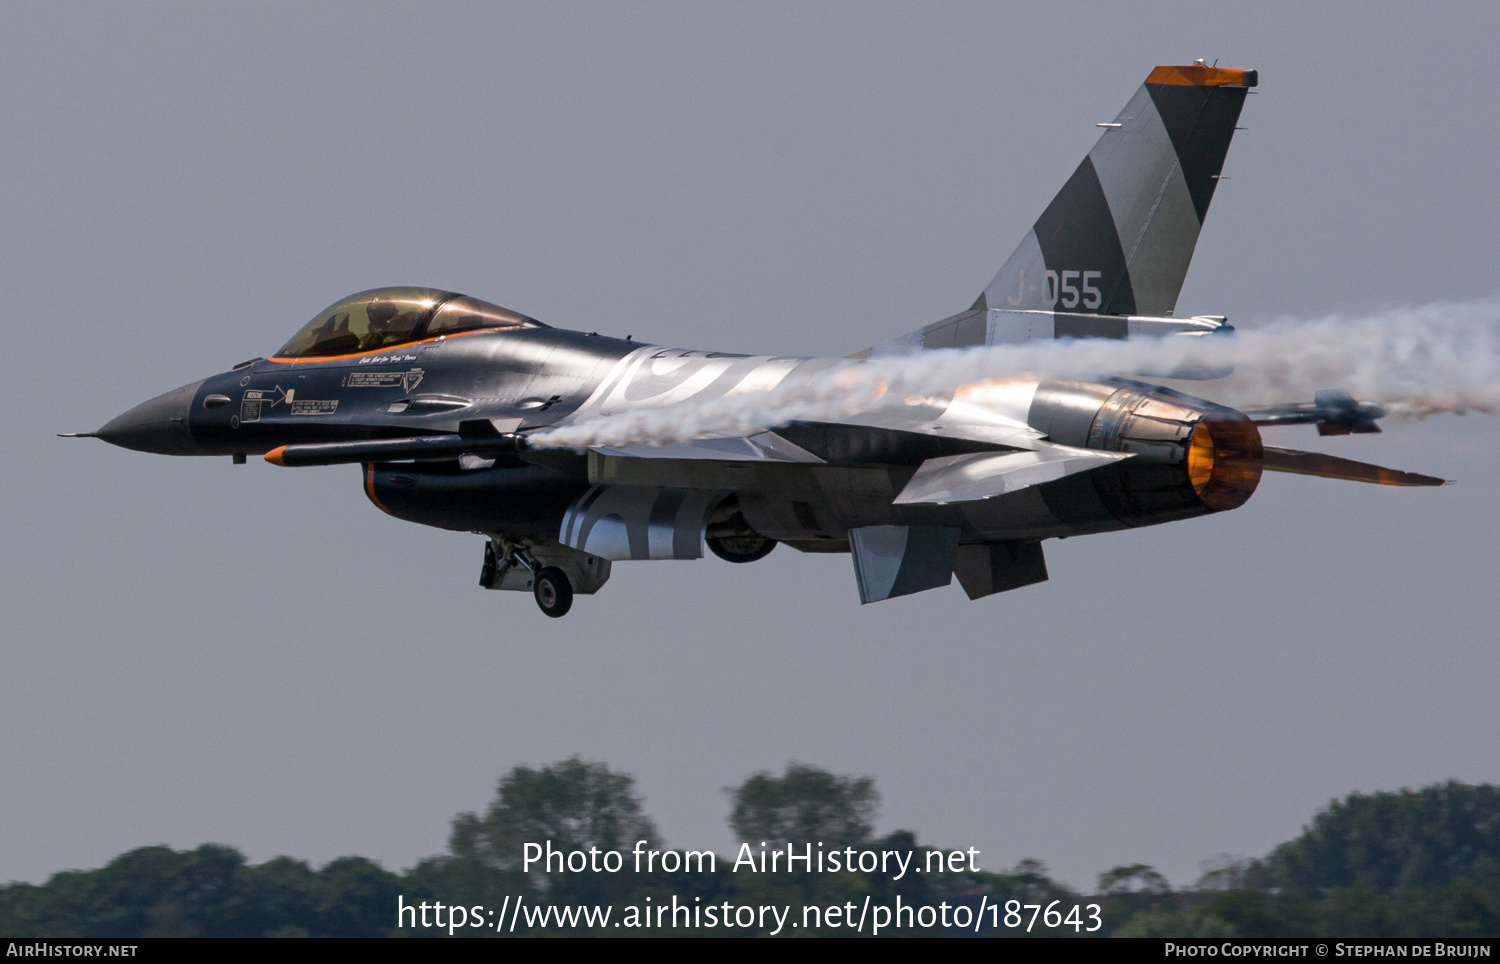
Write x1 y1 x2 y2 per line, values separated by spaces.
76 66 1310 614
97 292 1262 553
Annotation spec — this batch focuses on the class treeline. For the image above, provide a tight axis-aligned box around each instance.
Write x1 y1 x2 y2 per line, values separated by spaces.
1114 781 1500 937
2 762 1498 937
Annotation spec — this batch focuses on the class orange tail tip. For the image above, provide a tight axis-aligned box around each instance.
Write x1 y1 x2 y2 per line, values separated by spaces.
264 446 288 466
1147 64 1257 88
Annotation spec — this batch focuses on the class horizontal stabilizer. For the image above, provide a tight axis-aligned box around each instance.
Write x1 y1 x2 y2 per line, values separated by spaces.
893 444 1132 505
1262 446 1450 487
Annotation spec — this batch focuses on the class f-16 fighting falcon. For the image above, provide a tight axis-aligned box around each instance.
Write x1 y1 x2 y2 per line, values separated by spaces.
72 63 1446 617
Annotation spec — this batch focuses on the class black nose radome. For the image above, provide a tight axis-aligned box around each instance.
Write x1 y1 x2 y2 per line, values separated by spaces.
96 380 206 455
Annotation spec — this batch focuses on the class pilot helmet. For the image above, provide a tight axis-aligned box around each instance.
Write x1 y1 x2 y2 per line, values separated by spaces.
366 297 400 329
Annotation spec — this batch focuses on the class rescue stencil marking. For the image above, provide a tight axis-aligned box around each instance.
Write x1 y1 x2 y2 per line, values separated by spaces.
239 388 278 423
239 386 337 419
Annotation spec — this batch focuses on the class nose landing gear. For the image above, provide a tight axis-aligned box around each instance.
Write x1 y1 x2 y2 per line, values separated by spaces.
480 538 599 617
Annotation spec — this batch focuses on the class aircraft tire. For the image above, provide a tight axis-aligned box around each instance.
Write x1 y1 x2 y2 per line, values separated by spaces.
706 534 777 564
533 567 573 618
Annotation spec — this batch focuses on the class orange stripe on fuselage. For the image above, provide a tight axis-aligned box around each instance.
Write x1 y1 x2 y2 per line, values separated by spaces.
265 327 491 364
1146 65 1254 87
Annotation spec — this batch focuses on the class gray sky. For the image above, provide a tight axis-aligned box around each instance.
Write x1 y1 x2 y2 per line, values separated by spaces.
3 1 1498 892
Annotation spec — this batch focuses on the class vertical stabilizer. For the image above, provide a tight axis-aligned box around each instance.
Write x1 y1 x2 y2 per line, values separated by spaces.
866 63 1255 355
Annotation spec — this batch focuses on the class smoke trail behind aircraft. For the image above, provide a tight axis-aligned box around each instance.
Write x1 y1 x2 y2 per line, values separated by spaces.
533 299 1500 450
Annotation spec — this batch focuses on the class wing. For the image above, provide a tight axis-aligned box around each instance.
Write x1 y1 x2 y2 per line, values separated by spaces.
588 431 824 463
1262 446 1449 487
559 350 1129 498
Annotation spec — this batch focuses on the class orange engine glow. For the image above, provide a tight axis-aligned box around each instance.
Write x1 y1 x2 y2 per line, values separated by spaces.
1187 418 1264 511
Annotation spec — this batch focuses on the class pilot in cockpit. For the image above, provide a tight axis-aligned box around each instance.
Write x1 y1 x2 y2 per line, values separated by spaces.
362 298 410 351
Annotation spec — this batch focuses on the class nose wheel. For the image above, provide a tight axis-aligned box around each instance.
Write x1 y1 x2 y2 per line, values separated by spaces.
533 567 573 618
482 540 583 618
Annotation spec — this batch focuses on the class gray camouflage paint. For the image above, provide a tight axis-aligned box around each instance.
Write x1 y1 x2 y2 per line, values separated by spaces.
865 67 1253 355
91 65 1265 611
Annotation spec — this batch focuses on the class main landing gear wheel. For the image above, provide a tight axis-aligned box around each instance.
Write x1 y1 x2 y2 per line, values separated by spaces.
706 533 777 564
533 566 573 618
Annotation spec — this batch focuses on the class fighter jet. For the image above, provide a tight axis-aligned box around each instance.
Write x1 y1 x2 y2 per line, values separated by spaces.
72 63 1446 617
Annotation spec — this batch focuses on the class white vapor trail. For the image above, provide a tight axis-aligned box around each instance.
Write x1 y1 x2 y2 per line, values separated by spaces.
532 299 1500 450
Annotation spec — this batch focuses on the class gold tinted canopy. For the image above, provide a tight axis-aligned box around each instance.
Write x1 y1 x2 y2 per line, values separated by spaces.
275 287 542 358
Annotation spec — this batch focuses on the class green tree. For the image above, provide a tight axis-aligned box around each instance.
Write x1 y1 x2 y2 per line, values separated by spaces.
1098 863 1171 895
48 844 250 937
236 856 319 937
443 756 659 907
1093 863 1175 925
1195 854 1251 891
1250 781 1500 897
729 763 877 847
308 856 405 937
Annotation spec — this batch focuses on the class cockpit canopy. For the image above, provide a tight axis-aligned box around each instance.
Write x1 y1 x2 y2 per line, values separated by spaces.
275 287 544 358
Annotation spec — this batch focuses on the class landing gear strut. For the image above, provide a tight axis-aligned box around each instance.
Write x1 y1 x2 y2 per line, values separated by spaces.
481 540 581 617
705 497 777 563
478 534 612 617
533 566 574 618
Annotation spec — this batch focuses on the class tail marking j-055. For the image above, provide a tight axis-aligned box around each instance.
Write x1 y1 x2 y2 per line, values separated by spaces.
870 64 1255 355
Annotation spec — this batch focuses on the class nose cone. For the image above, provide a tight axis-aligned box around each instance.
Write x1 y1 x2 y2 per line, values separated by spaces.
96 379 206 455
